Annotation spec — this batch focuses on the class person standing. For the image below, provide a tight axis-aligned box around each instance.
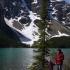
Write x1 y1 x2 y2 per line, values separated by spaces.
55 49 64 70
47 59 55 70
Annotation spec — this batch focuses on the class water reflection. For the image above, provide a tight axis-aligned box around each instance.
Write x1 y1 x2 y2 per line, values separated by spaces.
0 48 70 70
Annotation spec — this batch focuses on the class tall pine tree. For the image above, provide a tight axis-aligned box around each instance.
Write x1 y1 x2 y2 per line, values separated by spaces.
30 0 52 70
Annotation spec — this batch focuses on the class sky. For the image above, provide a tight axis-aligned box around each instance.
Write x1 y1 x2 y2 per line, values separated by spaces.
65 0 70 2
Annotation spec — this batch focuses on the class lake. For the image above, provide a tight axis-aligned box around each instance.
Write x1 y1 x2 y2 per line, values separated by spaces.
0 48 70 70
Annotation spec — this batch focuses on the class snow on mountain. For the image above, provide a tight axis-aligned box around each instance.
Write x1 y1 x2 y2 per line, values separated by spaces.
2 0 70 46
32 0 38 4
51 31 69 38
4 0 41 46
50 0 64 2
12 2 16 6
50 0 70 25
56 0 64 1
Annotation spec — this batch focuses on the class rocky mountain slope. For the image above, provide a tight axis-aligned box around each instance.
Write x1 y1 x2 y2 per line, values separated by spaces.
0 0 70 46
50 0 70 26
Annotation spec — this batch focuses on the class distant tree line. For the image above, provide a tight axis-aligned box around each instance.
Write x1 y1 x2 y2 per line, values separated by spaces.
50 36 70 48
0 30 28 48
1 29 70 48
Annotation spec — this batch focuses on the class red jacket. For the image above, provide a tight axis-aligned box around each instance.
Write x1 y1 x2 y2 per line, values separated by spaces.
55 52 64 64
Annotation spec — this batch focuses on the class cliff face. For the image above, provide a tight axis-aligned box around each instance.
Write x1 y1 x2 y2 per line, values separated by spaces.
24 0 42 14
0 0 70 45
50 0 70 25
0 0 41 45
0 1 20 41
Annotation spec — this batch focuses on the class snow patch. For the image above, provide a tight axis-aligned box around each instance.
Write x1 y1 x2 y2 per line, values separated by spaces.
52 31 69 38
5 7 8 11
32 0 38 4
50 0 64 2
62 21 65 25
4 0 41 46
4 18 39 46
56 0 64 1
12 2 16 6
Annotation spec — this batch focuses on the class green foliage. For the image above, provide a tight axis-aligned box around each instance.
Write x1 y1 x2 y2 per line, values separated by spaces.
0 30 28 47
40 0 50 21
50 50 57 62
30 49 50 70
50 36 70 48
30 0 51 70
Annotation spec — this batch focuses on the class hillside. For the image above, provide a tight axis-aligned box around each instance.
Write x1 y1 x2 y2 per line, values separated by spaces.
0 30 28 48
0 0 70 46
50 36 70 48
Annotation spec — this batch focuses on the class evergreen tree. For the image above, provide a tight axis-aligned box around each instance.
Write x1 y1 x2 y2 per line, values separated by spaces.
30 0 52 70
0 30 28 48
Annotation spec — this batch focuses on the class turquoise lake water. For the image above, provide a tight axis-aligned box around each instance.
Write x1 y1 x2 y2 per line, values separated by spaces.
0 48 70 70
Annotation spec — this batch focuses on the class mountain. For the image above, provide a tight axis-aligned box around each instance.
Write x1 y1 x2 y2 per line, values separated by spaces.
50 0 70 27
0 0 70 46
0 30 28 48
